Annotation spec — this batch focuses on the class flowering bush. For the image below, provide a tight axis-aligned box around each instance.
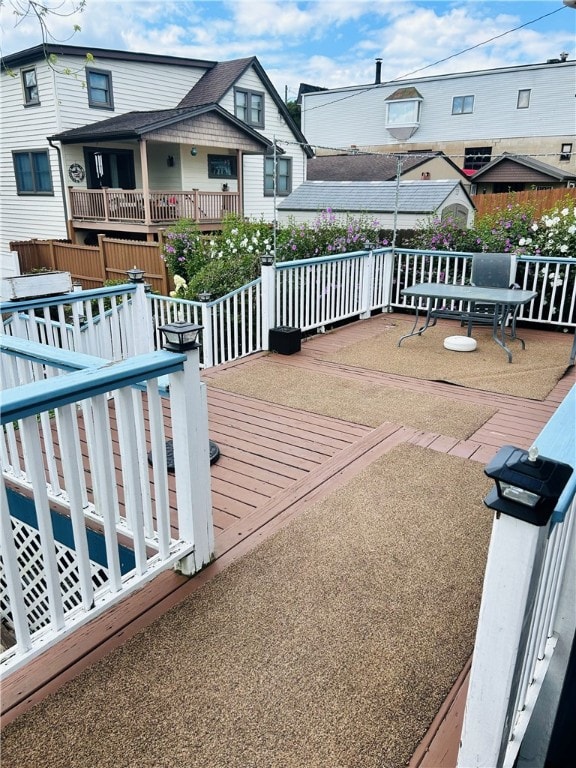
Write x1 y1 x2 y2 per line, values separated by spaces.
275 208 388 261
515 200 576 257
160 219 210 285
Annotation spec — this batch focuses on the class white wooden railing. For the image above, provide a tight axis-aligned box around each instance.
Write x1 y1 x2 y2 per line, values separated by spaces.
458 385 576 767
0 335 213 675
2 250 574 374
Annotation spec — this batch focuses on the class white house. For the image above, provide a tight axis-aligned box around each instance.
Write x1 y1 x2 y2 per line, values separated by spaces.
276 179 475 229
0 45 312 270
301 57 576 175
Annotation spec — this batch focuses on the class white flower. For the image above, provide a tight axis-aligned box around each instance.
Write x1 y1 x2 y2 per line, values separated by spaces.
549 275 564 287
560 244 568 253
518 237 526 246
568 225 576 235
231 228 238 236
531 223 539 232
561 208 569 217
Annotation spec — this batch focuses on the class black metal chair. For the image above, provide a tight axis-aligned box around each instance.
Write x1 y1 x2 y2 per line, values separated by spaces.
464 252 515 336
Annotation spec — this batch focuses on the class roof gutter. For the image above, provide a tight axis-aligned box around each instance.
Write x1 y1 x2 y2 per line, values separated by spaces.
47 137 69 227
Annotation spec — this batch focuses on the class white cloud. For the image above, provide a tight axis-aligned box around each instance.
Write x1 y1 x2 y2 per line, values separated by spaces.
1 0 573 98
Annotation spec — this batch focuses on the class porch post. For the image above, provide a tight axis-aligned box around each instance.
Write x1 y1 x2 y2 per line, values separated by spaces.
139 139 152 225
127 269 155 355
167 342 214 574
457 514 551 768
359 246 374 319
260 255 276 351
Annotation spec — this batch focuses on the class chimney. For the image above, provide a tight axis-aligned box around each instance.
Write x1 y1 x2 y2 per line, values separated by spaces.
375 58 382 84
559 52 569 62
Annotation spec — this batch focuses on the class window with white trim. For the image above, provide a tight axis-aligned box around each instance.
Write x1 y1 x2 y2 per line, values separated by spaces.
13 150 53 194
86 68 114 109
386 100 421 126
264 156 292 196
452 95 474 114
21 68 39 105
234 88 264 127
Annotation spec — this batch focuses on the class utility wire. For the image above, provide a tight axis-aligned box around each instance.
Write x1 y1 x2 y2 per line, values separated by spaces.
302 6 568 114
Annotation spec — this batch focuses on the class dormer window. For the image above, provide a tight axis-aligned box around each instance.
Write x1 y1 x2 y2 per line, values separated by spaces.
385 87 422 139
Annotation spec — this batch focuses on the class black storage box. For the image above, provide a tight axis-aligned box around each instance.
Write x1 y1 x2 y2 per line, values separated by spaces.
269 326 301 355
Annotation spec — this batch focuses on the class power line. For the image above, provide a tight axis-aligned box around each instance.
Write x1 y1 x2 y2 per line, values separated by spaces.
302 6 568 114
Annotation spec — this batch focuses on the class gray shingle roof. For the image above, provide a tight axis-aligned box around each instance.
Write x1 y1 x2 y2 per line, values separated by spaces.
177 58 254 108
307 154 425 181
277 180 467 213
51 109 191 141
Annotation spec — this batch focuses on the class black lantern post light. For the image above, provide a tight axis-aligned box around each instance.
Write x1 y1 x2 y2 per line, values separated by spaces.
153 321 220 469
484 444 573 526
158 321 202 353
127 266 145 283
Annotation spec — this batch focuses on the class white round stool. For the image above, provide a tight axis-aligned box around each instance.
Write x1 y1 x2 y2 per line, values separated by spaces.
443 335 477 352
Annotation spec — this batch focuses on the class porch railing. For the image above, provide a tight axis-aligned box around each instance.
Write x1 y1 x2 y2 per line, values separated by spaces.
457 384 576 767
3 249 575 372
0 335 213 675
68 188 240 225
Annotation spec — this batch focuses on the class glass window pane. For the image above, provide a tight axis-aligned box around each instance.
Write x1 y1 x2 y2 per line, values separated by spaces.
517 89 530 108
387 101 419 124
33 152 52 191
251 93 263 124
14 154 33 191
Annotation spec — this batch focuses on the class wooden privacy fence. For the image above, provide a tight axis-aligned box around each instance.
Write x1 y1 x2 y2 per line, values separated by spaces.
10 235 173 295
473 187 576 219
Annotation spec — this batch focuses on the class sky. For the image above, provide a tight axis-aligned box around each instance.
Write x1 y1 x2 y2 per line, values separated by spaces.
2 1 575 99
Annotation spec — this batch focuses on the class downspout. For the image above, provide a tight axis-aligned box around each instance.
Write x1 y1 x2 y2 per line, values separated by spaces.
48 138 69 228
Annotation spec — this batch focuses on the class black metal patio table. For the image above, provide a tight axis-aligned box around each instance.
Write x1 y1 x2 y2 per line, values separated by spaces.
398 283 538 363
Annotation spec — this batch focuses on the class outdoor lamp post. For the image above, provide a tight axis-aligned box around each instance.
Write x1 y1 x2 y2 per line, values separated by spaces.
198 292 212 302
261 253 274 266
127 266 145 283
158 321 202 353
483 444 573 526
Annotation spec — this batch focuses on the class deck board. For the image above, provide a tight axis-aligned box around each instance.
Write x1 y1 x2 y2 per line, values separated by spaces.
2 313 575 765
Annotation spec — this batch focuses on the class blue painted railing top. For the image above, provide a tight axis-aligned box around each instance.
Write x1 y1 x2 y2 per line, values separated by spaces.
1 346 185 423
534 383 576 522
0 284 135 314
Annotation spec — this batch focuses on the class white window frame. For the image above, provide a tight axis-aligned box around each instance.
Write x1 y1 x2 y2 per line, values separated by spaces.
386 99 421 127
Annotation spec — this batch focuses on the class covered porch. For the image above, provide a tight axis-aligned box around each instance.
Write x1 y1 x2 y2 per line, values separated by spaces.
51 104 272 241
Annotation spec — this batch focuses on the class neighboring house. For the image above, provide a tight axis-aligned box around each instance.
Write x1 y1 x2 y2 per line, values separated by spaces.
301 57 576 176
0 44 312 266
470 153 576 195
276 179 475 228
307 150 471 188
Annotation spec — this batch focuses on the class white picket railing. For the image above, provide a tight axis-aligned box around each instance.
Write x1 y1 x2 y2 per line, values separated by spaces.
0 335 213 675
2 250 574 374
458 384 576 767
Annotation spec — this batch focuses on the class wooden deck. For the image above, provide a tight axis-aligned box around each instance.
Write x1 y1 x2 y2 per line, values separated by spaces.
2 313 575 763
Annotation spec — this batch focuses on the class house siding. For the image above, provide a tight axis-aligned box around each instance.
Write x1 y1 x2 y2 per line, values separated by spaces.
1 49 308 262
219 66 307 221
1 55 207 256
301 62 576 168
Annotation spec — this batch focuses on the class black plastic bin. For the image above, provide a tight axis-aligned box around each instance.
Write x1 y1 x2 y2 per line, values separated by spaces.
269 326 301 355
